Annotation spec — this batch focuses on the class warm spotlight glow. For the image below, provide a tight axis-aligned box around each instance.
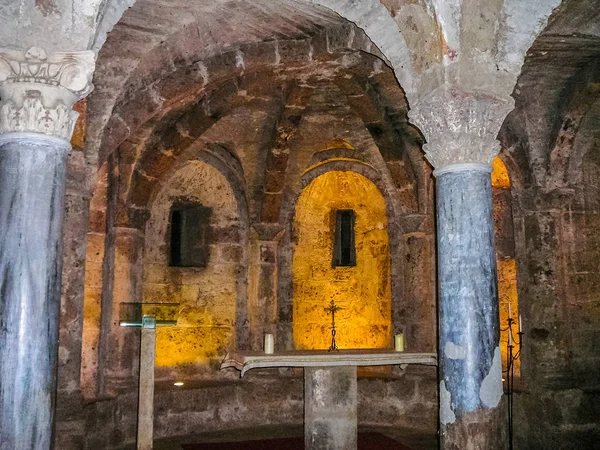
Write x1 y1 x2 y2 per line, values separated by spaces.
173 382 184 387
491 156 510 188
293 171 392 350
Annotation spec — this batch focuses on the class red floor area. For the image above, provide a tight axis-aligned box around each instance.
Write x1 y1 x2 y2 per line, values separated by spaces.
183 432 413 450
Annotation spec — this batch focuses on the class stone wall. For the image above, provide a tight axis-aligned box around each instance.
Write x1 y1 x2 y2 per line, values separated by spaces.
501 48 600 448
143 160 247 381
54 20 439 447
512 187 600 449
80 367 437 449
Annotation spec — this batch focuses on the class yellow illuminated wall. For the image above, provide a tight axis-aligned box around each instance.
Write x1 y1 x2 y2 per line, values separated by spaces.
492 156 520 377
293 171 392 349
143 161 238 370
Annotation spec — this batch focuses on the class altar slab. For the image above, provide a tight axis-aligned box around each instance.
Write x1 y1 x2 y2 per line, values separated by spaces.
220 349 437 376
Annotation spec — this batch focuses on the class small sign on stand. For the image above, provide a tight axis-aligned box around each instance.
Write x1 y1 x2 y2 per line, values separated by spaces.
119 303 179 450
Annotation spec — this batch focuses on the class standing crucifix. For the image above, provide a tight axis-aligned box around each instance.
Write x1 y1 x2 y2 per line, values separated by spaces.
325 299 344 352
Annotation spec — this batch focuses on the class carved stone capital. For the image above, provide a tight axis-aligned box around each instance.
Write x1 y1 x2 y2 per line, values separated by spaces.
408 87 514 170
0 47 95 141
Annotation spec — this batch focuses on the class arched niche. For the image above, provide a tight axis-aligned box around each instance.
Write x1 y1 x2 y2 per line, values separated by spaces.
492 156 520 377
292 170 392 350
143 160 244 377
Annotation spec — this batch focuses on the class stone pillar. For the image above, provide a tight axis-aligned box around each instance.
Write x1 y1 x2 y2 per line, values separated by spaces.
248 224 284 350
410 87 514 450
97 227 145 395
0 46 94 450
304 366 357 450
137 316 157 450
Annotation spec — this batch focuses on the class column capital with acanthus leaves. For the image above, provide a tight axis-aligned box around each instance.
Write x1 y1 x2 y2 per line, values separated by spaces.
0 46 95 142
408 86 514 171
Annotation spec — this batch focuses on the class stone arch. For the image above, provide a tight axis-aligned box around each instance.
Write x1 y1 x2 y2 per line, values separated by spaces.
275 136 432 352
120 47 414 228
89 9 411 170
301 158 408 339
143 158 248 379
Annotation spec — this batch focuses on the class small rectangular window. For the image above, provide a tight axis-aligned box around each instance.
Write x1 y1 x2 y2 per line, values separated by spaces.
170 204 212 268
333 209 356 267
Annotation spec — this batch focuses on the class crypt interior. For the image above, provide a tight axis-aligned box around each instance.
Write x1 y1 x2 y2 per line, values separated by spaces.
0 0 599 449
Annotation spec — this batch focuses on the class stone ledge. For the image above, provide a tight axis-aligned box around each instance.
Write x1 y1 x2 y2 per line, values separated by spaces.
221 350 437 377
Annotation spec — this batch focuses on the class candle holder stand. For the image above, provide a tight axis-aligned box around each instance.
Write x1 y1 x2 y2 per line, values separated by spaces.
503 315 523 450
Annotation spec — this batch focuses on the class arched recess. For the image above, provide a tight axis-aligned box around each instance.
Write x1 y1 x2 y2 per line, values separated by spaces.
491 156 520 377
293 170 391 349
143 159 247 379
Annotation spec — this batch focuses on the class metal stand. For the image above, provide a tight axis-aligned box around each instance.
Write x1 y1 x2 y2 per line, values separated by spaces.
503 315 523 450
120 308 177 450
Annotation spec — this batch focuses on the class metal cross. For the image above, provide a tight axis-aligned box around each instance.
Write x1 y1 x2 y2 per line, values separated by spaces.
325 299 343 352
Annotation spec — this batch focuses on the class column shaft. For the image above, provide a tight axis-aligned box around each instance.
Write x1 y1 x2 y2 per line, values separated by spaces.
436 165 505 449
0 135 69 450
304 366 357 450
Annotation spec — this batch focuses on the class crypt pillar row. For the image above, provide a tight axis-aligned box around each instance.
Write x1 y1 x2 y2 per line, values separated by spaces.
410 87 514 450
0 47 95 450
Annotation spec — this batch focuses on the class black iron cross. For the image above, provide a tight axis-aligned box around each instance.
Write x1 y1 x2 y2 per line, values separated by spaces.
325 299 343 352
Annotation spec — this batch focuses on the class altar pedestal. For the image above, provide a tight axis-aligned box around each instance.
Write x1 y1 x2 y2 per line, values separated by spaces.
305 366 357 450
221 350 437 450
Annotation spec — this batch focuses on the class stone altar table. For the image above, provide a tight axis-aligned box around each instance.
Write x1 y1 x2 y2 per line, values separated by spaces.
221 350 437 450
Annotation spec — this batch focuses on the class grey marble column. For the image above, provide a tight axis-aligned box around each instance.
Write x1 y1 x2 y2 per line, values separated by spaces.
0 46 95 450
408 86 513 449
304 366 357 450
0 133 70 450
435 163 505 449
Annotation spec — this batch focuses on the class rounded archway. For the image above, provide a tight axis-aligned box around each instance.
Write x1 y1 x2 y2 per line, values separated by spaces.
492 156 520 377
292 170 392 350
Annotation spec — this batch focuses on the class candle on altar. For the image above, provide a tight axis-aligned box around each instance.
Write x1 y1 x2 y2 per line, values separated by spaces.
394 333 404 352
508 302 512 318
264 333 274 354
519 315 523 333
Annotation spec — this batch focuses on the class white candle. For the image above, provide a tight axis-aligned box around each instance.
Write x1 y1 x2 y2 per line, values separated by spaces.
394 333 404 352
508 302 512 318
264 333 274 354
519 315 523 333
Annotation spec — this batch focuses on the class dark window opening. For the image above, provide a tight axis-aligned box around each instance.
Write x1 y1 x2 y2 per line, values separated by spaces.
333 209 356 267
169 204 212 268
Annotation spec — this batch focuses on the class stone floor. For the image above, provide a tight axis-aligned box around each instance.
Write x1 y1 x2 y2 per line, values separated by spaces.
150 425 437 450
